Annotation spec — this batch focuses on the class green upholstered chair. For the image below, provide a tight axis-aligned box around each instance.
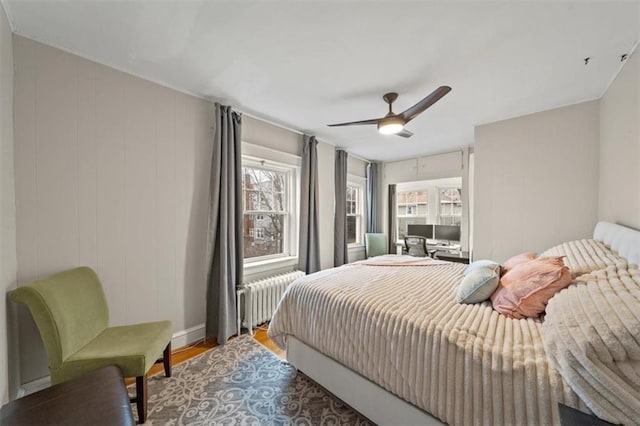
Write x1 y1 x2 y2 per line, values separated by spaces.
365 233 388 258
10 267 173 424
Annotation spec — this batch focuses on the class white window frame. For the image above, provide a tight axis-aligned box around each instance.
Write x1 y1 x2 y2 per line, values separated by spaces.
347 175 366 248
241 142 301 275
242 155 297 263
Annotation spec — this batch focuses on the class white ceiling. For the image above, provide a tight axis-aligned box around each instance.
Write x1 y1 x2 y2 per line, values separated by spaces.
3 1 639 161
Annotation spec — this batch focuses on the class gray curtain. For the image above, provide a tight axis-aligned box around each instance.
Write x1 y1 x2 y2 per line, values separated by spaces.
388 184 397 254
334 150 348 267
205 103 243 343
298 135 321 274
366 162 379 233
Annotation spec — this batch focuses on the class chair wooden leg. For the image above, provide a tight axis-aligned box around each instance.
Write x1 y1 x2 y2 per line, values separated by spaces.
163 342 172 377
136 375 147 424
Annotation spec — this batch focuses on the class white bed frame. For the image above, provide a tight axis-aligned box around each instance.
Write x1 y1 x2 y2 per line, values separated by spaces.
287 336 444 426
286 222 639 425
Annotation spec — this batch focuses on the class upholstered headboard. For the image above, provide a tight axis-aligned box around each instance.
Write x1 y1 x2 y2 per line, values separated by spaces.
593 221 640 266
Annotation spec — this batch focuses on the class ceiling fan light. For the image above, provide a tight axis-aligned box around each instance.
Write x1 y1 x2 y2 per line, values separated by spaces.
378 123 403 135
377 116 405 135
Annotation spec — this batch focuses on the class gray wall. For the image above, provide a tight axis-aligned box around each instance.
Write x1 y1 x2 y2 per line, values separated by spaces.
13 36 214 382
0 2 18 404
599 49 640 230
473 100 600 262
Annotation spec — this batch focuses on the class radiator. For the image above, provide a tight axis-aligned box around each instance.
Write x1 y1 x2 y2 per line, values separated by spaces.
236 270 305 336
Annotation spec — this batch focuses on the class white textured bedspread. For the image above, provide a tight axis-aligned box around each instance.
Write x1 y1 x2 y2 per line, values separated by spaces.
268 260 582 425
543 265 640 425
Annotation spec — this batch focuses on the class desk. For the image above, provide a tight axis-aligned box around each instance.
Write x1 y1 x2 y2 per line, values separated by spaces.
434 251 470 264
395 241 462 256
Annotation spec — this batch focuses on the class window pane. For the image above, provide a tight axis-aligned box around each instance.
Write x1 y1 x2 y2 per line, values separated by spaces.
346 185 361 245
397 191 427 216
397 189 428 240
245 190 259 211
243 213 285 259
274 192 285 211
347 216 356 244
439 188 462 226
242 164 290 260
242 166 287 213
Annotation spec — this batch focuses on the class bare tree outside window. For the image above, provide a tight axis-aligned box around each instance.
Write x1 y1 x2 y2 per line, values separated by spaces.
242 166 288 259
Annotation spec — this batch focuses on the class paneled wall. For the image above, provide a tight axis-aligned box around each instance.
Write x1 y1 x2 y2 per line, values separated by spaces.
13 36 214 382
474 100 600 262
0 3 18 403
12 38 343 382
599 49 640 229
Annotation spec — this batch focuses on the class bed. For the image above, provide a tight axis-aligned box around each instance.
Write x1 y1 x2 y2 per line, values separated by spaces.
268 222 640 425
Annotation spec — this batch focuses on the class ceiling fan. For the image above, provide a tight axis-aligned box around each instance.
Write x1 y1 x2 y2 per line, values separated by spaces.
327 86 451 138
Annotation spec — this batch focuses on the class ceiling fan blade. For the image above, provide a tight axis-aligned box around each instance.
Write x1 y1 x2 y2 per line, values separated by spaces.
327 118 381 127
400 86 451 122
396 129 414 138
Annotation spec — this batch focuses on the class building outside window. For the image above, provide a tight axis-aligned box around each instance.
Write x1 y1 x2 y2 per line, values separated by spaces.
242 159 294 260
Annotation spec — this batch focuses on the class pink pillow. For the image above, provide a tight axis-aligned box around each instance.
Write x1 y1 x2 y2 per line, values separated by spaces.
491 256 572 319
501 252 537 276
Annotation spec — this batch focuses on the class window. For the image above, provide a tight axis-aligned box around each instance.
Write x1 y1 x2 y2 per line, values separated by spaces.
438 188 462 226
396 190 429 240
346 184 363 246
395 178 463 242
242 159 296 261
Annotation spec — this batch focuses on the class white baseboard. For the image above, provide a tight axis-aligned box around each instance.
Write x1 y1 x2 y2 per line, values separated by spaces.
171 323 206 348
17 375 50 397
17 323 206 397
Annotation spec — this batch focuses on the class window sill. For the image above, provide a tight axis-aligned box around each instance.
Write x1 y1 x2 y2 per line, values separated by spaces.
348 244 365 250
244 256 299 275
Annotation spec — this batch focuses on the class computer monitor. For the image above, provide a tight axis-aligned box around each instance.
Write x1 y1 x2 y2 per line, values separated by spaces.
434 225 461 242
406 224 433 239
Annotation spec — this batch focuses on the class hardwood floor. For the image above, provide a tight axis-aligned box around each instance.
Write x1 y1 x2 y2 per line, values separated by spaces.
254 326 286 358
127 325 283 385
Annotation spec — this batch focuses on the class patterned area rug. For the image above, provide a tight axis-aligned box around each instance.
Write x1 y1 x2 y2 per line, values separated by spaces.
130 335 372 425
